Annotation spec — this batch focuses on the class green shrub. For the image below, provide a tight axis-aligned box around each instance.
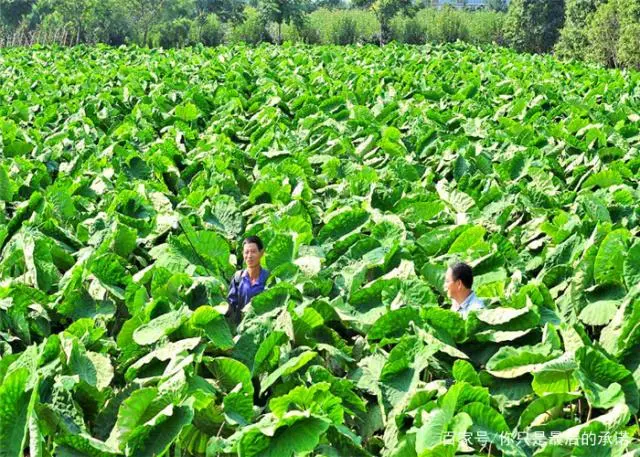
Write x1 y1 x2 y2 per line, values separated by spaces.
432 7 470 43
232 6 503 47
618 22 640 69
280 18 322 44
586 0 621 67
298 21 323 44
198 13 225 46
403 17 427 44
157 18 195 48
555 0 605 61
586 0 640 69
331 16 359 44
229 6 271 44
305 9 378 44
36 12 66 44
390 15 427 44
99 0 133 46
504 0 565 54
467 10 505 44
392 8 504 45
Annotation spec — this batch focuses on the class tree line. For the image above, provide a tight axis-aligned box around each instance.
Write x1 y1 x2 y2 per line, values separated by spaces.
0 0 639 69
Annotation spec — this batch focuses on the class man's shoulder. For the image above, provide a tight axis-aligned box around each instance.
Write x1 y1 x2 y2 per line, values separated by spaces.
469 292 485 309
233 270 245 283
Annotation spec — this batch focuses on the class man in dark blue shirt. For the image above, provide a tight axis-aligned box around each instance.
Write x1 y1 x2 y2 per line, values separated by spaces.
227 235 270 326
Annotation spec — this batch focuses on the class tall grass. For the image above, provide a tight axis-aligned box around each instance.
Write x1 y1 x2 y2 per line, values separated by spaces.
390 7 505 45
0 6 505 48
278 9 380 44
268 7 505 46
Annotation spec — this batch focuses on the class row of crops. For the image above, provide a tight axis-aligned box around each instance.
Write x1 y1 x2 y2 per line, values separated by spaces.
1 43 640 456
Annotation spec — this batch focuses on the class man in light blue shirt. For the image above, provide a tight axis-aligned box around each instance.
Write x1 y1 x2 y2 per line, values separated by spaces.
443 262 485 318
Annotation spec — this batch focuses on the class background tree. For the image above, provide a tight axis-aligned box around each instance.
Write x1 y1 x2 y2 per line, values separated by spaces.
197 0 246 22
229 5 270 43
131 0 166 46
309 0 345 10
0 0 35 28
616 0 640 68
504 0 565 53
353 0 414 44
258 0 308 43
197 12 225 45
555 0 604 60
27 0 56 27
376 0 415 43
163 0 197 18
586 0 640 68
486 0 507 12
54 0 97 44
100 0 134 45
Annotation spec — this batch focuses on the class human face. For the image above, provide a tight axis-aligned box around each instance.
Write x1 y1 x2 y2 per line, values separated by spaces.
243 242 263 269
444 268 459 299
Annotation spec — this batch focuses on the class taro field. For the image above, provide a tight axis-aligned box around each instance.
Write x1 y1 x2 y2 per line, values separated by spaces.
1 44 640 457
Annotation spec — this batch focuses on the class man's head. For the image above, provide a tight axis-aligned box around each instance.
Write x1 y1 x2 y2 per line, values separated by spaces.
444 262 473 302
243 236 264 269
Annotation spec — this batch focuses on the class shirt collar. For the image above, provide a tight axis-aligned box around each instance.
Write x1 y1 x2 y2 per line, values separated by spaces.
459 291 476 309
242 268 268 282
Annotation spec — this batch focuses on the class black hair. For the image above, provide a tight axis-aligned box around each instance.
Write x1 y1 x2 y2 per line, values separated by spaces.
243 235 264 251
450 262 473 289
